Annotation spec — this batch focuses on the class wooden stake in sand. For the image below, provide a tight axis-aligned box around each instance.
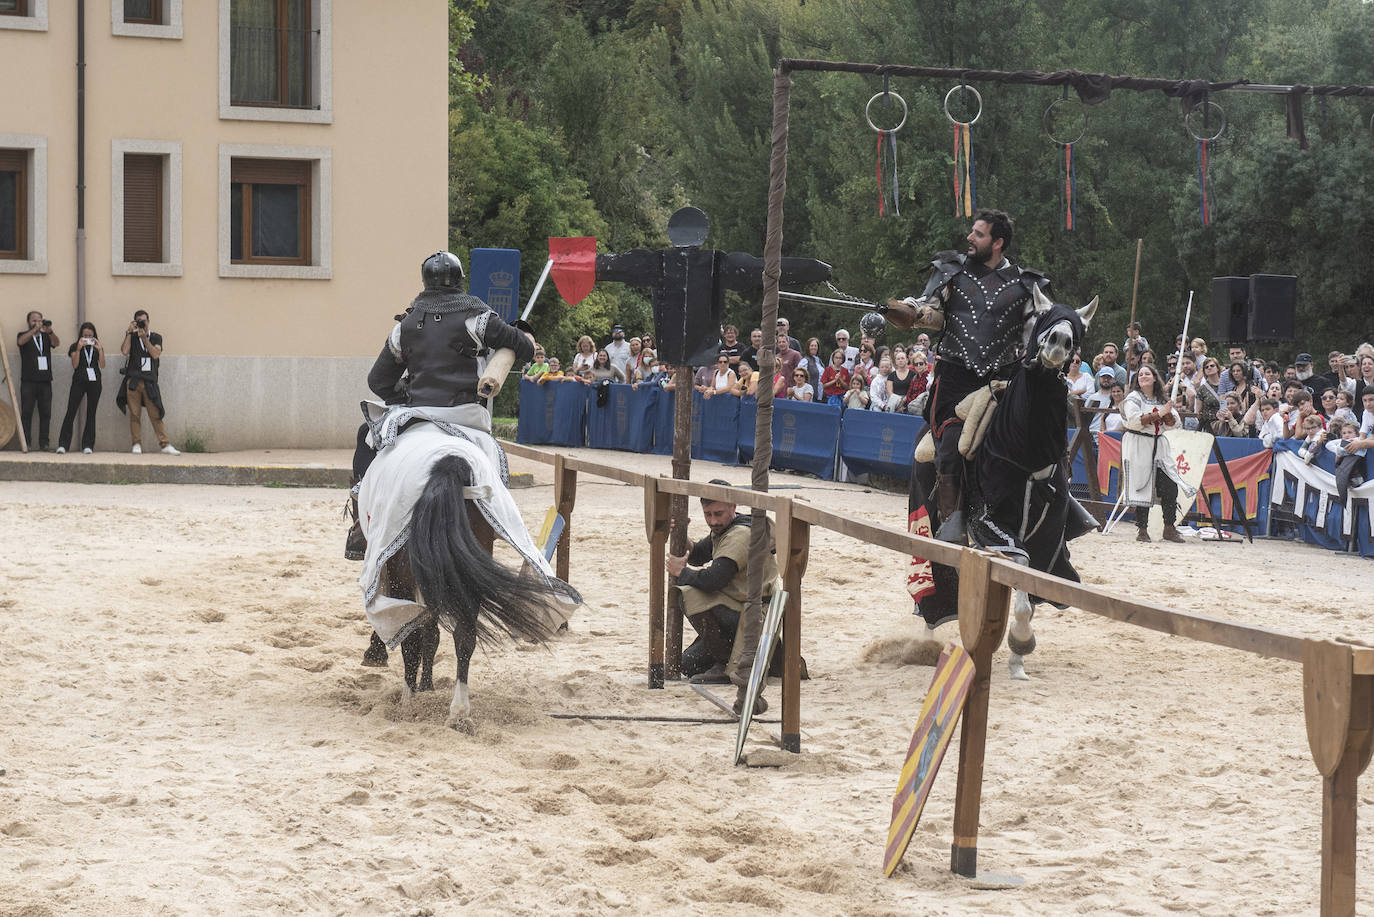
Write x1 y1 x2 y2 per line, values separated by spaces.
0 321 28 452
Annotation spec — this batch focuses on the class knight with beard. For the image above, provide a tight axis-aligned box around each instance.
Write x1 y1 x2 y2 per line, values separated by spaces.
889 210 1052 629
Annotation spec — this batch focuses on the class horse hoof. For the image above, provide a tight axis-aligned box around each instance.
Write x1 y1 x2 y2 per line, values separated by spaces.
446 715 476 734
1008 655 1030 681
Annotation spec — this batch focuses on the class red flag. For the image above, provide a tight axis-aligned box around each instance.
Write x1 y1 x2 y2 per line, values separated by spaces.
549 236 597 305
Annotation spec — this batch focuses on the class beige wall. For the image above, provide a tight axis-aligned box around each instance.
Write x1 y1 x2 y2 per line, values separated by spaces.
1 2 447 449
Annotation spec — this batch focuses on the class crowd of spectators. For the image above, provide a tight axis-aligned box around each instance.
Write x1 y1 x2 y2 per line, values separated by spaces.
519 318 1374 476
522 317 941 418
1074 330 1374 476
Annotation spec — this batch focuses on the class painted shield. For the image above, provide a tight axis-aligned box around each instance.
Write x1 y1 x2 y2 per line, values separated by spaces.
883 643 975 877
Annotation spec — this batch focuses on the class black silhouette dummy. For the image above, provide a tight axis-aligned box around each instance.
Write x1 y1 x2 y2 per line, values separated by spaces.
595 207 831 367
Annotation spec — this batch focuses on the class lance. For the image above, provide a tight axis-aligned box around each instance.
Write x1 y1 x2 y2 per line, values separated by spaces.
779 290 882 312
778 290 923 331
1169 291 1194 405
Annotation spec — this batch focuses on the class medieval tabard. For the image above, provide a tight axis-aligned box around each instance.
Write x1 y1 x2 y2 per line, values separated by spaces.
919 250 1049 378
367 289 534 408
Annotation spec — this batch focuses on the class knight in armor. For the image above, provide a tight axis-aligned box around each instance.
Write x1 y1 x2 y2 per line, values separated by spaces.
367 250 535 410
888 211 1054 629
346 252 535 663
901 211 1047 537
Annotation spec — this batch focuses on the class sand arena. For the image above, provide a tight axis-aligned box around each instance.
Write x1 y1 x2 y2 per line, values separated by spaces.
2 447 1372 915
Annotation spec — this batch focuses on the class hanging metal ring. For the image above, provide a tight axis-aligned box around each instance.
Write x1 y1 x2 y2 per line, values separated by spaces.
1184 100 1226 141
943 84 982 126
1043 96 1086 146
865 90 908 134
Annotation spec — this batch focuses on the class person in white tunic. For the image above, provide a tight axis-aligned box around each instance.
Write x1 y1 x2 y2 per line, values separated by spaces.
1121 364 1191 543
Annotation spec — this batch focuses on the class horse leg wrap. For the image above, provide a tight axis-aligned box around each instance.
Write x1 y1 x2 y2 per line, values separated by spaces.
1007 590 1036 657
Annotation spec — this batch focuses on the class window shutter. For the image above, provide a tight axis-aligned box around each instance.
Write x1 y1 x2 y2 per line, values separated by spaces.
123 154 163 263
231 158 310 185
0 150 25 170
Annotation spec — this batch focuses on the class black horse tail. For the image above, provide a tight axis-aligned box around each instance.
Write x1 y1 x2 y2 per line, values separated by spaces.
408 454 555 648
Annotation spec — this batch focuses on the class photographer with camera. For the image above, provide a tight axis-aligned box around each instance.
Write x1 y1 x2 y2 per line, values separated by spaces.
16 310 60 451
117 309 178 455
55 322 105 454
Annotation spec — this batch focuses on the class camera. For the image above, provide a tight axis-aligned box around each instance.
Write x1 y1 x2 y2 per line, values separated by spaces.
136 318 147 330
41 319 52 327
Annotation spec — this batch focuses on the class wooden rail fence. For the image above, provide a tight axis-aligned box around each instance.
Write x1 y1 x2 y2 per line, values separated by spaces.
499 439 1373 915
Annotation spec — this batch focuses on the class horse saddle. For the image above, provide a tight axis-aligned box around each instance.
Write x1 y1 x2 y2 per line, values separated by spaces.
913 381 1007 463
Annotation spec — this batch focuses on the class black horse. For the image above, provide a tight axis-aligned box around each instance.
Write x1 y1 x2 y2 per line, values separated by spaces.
971 291 1097 678
909 290 1097 679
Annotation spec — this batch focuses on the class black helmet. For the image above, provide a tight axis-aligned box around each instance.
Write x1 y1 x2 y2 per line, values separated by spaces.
421 251 464 291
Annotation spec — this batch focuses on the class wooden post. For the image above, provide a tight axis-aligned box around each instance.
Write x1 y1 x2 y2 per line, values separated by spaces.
553 454 576 584
1303 639 1374 917
779 505 809 753
950 550 1012 878
0 321 28 452
1068 401 1101 501
666 373 694 680
644 477 671 689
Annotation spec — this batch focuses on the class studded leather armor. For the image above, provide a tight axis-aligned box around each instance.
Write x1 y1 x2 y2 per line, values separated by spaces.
918 251 1049 378
368 289 534 408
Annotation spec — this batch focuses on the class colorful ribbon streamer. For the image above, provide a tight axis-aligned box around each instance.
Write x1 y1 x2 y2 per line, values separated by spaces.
1197 138 1212 226
875 130 901 217
1064 141 1077 230
953 123 975 217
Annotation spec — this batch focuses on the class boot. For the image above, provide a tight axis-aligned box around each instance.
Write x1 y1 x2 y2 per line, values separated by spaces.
344 490 366 561
934 472 967 543
1135 515 1151 543
1162 523 1185 543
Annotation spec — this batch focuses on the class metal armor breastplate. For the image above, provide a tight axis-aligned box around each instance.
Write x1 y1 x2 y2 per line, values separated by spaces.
398 298 486 407
939 266 1032 377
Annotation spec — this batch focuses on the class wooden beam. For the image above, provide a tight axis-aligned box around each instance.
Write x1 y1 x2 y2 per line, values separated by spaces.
950 550 1011 878
790 500 966 568
987 557 1305 663
644 477 670 689
653 475 793 515
553 456 576 585
1303 639 1374 917
780 508 810 753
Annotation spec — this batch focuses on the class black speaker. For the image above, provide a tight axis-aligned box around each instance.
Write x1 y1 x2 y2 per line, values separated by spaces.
1210 276 1249 342
1248 274 1297 342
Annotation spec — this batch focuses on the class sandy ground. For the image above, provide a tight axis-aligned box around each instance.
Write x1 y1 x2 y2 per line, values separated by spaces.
2 447 1373 916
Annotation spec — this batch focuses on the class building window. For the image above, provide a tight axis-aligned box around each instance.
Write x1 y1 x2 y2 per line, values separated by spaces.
0 135 46 273
123 0 160 23
112 0 181 38
231 0 313 107
230 158 311 265
123 155 163 262
0 0 47 30
219 0 330 123
112 139 182 276
219 144 330 279
0 149 27 260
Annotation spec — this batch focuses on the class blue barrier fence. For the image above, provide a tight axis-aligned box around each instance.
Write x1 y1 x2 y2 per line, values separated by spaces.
516 380 1372 556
